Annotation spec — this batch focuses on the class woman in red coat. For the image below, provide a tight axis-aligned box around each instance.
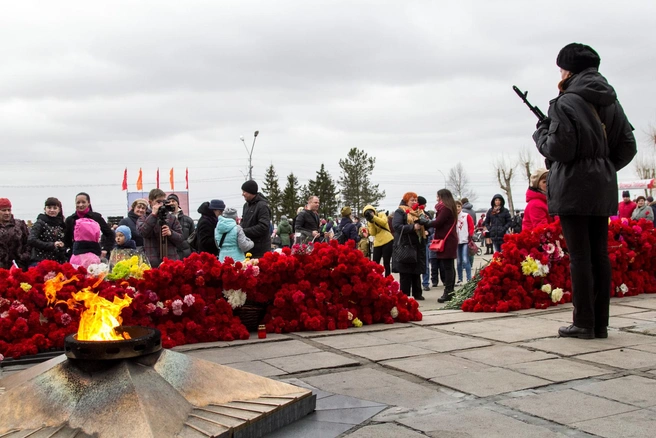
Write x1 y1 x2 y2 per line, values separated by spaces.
428 189 458 303
523 168 553 232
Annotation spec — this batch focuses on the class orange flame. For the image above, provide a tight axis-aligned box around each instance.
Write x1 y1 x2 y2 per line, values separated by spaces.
73 289 133 341
44 273 79 305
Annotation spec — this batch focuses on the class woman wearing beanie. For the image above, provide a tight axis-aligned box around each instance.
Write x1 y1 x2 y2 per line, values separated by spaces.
522 168 553 232
215 207 254 262
28 197 67 265
392 192 425 299
337 206 359 244
196 199 225 255
363 205 394 276
119 198 148 248
533 43 637 339
64 192 115 259
0 198 31 270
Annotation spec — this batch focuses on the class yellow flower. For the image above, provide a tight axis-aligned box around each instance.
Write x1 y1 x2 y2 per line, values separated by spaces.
352 317 363 328
521 256 538 276
20 282 32 292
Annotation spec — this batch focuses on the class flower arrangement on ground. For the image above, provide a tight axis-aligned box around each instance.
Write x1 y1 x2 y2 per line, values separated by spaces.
0 241 421 360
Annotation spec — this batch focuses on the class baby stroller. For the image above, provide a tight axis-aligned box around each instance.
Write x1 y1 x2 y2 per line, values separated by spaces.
472 230 484 243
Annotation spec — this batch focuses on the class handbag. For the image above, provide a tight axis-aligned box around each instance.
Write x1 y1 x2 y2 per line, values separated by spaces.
467 238 478 257
429 221 456 253
394 231 417 263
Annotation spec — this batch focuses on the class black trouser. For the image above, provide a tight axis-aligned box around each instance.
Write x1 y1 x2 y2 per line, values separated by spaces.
430 258 444 286
560 215 611 330
373 240 393 277
399 273 422 297
438 258 456 293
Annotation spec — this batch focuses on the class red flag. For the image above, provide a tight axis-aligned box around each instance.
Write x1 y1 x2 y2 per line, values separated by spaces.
156 168 160 188
121 168 128 191
136 168 143 191
185 168 189 190
169 168 174 190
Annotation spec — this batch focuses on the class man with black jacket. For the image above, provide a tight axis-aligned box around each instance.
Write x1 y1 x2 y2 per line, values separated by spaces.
294 196 322 243
240 180 271 258
167 193 195 259
533 43 636 340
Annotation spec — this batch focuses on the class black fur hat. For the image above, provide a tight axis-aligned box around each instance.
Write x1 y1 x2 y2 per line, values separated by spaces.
556 43 600 74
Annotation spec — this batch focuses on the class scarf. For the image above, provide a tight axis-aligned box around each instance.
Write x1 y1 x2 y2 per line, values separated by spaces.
37 213 65 228
76 207 90 218
491 206 501 215
399 204 426 240
72 241 102 256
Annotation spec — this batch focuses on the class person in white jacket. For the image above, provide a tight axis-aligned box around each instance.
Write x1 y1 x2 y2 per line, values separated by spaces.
455 201 474 284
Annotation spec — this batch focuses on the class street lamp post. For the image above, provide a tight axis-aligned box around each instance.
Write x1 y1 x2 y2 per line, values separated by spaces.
436 169 447 188
240 130 259 180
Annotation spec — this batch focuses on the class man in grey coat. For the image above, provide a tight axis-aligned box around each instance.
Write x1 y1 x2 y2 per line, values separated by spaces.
240 180 271 258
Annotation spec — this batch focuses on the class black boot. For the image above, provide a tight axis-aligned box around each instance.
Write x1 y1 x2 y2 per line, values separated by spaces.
437 290 453 303
487 245 493 255
558 324 594 339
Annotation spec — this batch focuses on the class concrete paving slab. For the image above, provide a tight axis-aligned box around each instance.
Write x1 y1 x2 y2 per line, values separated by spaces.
499 389 637 424
468 326 558 343
411 311 514 326
453 345 557 366
628 342 656 354
343 343 433 361
505 358 611 382
575 375 656 408
264 413 354 438
343 424 426 438
293 323 400 338
313 406 386 425
235 339 321 360
407 335 492 353
571 409 656 438
264 351 359 373
430 367 550 397
436 320 503 335
302 368 460 409
608 316 644 329
530 312 573 323
397 406 569 437
519 338 622 357
312 333 391 349
224 359 288 377
186 347 252 364
615 310 656 322
576 348 656 369
615 300 656 311
609 305 654 316
381 353 489 379
317 394 385 410
369 326 446 343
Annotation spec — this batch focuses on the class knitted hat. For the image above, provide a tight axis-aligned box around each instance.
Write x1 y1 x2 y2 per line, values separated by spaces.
341 206 352 217
167 193 180 204
241 180 259 195
417 196 427 206
622 191 631 198
209 199 226 210
131 198 148 210
223 207 238 220
281 215 288 221
0 198 11 209
648 196 654 203
556 43 600 74
529 168 549 189
115 225 132 241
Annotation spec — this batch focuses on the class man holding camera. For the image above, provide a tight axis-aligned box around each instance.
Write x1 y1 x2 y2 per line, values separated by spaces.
138 188 184 267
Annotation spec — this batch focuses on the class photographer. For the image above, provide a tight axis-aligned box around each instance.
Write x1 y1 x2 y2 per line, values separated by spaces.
137 188 183 267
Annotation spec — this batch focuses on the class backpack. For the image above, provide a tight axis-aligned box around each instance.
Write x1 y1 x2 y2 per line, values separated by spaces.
334 225 349 245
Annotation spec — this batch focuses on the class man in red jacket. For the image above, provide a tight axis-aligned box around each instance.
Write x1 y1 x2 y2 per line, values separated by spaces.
618 191 636 219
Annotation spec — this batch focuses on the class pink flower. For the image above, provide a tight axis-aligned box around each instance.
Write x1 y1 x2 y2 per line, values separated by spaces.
146 303 157 313
172 299 183 315
183 294 195 307
60 313 72 326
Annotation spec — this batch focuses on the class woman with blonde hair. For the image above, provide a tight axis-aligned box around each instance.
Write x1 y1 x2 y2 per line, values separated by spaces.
119 198 148 248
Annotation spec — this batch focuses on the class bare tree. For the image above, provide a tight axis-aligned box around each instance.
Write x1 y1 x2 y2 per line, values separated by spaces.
518 147 540 183
634 153 655 196
447 162 477 202
494 156 517 215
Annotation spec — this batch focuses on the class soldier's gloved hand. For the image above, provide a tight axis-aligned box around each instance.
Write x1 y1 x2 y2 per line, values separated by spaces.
536 117 551 130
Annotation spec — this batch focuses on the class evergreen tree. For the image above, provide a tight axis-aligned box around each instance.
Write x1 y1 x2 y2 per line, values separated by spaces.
262 164 283 223
281 172 303 219
306 164 339 218
338 148 385 215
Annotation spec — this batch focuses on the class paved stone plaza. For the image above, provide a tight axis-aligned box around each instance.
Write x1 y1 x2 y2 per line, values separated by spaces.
3 257 656 437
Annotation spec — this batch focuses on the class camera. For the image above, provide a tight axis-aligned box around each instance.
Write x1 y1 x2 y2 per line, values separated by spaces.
157 201 175 224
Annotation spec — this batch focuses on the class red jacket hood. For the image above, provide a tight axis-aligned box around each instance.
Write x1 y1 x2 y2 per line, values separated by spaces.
525 188 547 203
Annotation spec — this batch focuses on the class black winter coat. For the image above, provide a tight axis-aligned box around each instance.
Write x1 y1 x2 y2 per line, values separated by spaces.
241 193 271 258
64 210 115 254
196 202 219 256
118 210 145 247
533 68 636 216
175 210 195 259
28 214 67 264
338 217 359 243
295 209 321 242
391 206 423 275
484 195 511 245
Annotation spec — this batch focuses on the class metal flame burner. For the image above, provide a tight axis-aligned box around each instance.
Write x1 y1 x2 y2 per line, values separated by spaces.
64 326 161 360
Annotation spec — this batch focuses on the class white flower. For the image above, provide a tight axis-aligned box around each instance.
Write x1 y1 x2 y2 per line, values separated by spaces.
223 289 247 309
536 261 550 277
620 283 629 293
543 243 555 254
390 307 399 318
183 294 195 307
0 311 8 319
541 284 552 294
87 263 109 277
551 288 564 303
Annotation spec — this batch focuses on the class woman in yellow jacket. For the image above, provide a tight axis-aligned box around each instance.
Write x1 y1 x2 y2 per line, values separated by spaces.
363 205 394 276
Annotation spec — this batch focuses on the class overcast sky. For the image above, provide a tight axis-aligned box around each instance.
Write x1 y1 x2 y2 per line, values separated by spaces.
2 0 655 221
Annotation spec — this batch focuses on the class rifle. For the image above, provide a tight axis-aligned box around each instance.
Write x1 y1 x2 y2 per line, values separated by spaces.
512 86 546 122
